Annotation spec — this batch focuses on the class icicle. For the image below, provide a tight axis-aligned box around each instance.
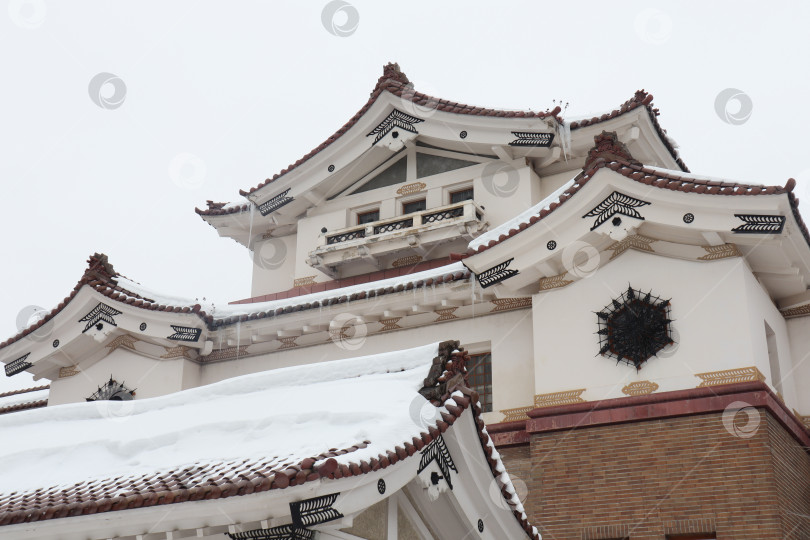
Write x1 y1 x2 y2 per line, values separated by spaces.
246 197 256 253
235 318 242 360
557 120 572 163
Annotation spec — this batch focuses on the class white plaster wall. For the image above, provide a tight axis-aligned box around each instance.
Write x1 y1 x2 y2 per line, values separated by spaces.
786 317 810 413
251 158 548 296
47 349 196 406
250 234 298 296
740 262 797 407
538 168 580 200
531 251 767 404
197 309 535 424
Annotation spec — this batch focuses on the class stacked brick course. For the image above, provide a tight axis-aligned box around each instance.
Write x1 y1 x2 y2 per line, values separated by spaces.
499 408 810 539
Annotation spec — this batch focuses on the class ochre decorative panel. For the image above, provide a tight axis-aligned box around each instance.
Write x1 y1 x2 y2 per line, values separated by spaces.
534 389 586 408
696 366 766 387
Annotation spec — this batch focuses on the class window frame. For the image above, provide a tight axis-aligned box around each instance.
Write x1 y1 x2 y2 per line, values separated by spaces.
466 351 492 413
401 198 427 216
449 186 474 204
356 209 380 226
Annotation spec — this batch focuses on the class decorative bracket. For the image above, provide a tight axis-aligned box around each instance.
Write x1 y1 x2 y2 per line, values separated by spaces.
582 191 650 230
476 258 519 288
417 435 458 501
5 353 32 377
367 109 423 145
227 525 313 540
290 492 344 528
508 131 554 147
731 214 786 234
258 188 294 216
167 325 202 342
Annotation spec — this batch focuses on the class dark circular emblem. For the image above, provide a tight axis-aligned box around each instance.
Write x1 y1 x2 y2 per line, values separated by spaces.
478 519 484 533
328 164 335 173
377 479 386 495
391 131 399 139
52 339 59 348
547 240 557 250
139 322 147 331
460 130 468 139
612 216 622 227
597 286 673 369
683 212 695 224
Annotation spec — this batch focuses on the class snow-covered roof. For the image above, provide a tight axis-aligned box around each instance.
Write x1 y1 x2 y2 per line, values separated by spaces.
0 341 538 538
465 131 798 256
0 254 470 354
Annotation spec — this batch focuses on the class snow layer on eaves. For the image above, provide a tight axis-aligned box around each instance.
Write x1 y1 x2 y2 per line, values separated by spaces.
115 262 467 320
0 342 440 496
468 177 577 251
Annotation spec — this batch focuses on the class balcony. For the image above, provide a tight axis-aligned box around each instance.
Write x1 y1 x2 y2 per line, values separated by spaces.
307 200 486 276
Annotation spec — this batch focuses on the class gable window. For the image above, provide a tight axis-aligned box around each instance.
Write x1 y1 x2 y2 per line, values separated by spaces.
416 152 478 178
402 199 426 215
357 209 380 225
450 187 474 204
350 156 407 195
467 352 492 412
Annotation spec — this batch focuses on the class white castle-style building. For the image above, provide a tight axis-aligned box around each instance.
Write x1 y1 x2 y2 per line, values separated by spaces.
2 63 810 539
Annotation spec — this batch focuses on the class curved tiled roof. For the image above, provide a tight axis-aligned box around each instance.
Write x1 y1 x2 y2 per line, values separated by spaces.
0 254 471 354
197 66 688 218
0 342 539 538
195 62 567 216
467 145 797 256
567 89 689 172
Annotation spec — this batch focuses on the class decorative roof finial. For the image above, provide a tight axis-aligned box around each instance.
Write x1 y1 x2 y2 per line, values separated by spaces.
84 253 117 283
584 131 641 170
378 62 410 88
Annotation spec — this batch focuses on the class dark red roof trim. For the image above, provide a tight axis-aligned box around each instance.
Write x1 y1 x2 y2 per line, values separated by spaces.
0 343 539 539
230 257 452 305
468 154 797 256
0 384 49 399
567 89 688 172
0 254 470 352
0 399 47 416
196 63 563 216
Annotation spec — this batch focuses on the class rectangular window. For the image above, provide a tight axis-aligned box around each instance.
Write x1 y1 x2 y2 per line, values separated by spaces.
402 199 426 215
357 209 380 225
467 352 492 412
449 187 474 204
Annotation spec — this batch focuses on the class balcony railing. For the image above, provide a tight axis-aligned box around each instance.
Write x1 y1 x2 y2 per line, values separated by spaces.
323 200 483 247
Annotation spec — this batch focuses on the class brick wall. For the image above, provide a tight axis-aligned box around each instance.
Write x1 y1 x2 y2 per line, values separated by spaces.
499 410 810 540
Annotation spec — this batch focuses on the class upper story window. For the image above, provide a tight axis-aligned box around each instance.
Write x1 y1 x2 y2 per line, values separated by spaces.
402 199 426 215
450 187 474 204
467 352 492 412
357 209 380 225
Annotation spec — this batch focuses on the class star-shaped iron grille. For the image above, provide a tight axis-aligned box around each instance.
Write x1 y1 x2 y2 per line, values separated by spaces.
596 286 674 369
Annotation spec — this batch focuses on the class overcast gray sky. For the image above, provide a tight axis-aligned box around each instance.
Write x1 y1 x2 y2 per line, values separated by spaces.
2 1 809 393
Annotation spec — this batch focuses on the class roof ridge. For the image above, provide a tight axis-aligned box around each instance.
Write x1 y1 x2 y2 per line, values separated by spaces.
0 384 49 399
223 63 560 202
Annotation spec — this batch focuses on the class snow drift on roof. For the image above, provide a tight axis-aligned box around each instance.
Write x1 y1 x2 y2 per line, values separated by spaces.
0 342 439 496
